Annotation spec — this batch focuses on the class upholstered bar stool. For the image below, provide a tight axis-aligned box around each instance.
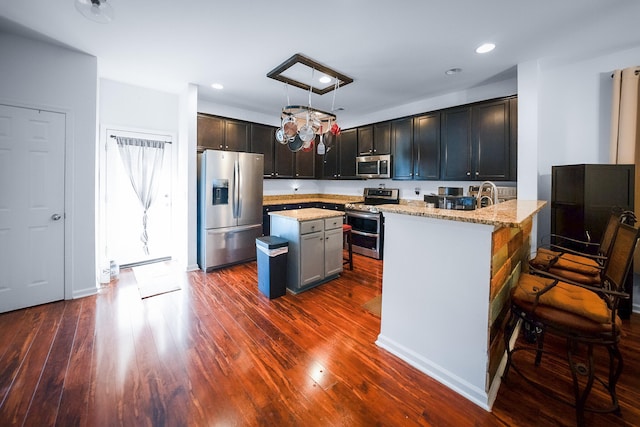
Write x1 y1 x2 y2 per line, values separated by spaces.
342 224 353 270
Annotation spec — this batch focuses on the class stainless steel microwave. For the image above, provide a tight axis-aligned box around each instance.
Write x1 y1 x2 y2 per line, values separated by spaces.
356 154 391 178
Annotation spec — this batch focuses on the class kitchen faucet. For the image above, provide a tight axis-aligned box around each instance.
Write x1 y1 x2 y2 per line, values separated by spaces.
477 181 498 208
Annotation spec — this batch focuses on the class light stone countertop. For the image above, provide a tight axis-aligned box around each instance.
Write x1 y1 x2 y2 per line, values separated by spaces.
268 207 345 222
377 199 547 228
263 194 363 206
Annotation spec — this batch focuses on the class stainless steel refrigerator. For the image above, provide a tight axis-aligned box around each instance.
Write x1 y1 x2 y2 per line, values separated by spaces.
198 150 264 271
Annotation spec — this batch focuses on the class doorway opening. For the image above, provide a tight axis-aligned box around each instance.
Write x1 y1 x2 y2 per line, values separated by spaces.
100 127 176 275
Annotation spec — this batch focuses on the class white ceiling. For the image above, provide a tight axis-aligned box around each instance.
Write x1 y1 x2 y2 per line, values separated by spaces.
1 1 640 124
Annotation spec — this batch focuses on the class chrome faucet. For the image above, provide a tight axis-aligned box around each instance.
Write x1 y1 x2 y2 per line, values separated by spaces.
477 181 498 208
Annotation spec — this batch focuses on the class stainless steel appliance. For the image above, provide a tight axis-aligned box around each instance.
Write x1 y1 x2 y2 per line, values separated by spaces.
198 150 264 271
356 154 391 179
345 187 399 259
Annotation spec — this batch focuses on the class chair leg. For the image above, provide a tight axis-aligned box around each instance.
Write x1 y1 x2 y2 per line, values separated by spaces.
567 340 595 427
502 308 518 380
343 229 353 270
534 328 545 366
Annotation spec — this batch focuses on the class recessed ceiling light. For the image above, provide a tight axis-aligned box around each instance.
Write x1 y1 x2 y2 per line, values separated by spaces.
445 68 462 75
211 83 224 90
475 43 496 54
319 76 332 84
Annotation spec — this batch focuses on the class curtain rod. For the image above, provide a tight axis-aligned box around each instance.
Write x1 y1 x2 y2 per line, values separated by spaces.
610 69 640 77
110 134 172 144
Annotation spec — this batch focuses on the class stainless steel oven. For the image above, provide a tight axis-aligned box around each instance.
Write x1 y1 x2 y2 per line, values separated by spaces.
345 187 399 260
345 210 383 259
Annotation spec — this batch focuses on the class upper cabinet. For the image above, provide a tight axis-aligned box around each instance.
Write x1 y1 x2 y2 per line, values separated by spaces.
413 113 440 180
391 118 413 179
197 113 249 152
250 123 275 177
440 97 515 181
357 122 391 156
321 129 358 179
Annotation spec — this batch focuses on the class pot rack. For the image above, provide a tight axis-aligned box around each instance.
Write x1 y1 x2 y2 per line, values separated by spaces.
281 105 336 135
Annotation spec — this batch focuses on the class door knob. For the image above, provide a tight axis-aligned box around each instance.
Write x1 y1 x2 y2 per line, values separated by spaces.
51 213 62 221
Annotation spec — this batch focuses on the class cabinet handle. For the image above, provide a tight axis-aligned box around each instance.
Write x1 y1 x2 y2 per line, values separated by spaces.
466 172 471 176
475 171 479 176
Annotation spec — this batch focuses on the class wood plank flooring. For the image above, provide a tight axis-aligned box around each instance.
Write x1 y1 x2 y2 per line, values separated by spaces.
1 254 639 426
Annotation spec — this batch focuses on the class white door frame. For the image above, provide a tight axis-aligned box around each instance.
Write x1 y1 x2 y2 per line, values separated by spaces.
1 99 74 301
98 124 177 274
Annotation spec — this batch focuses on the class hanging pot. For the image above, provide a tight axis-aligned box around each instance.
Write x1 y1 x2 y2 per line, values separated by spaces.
275 128 287 144
299 124 314 142
302 138 314 152
288 134 304 152
302 134 315 149
282 116 297 139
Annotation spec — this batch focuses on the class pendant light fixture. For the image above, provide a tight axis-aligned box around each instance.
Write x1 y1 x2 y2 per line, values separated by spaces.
75 0 114 24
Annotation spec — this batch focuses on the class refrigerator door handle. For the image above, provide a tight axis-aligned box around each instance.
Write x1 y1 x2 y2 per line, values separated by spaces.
233 160 240 218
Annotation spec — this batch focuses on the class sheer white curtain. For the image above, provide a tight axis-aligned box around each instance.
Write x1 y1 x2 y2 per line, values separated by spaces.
115 137 166 255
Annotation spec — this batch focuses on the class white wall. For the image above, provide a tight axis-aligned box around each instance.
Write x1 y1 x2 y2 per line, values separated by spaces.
525 45 640 242
0 32 98 298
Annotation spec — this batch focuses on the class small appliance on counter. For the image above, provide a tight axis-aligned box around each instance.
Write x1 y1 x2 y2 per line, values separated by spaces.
424 194 476 210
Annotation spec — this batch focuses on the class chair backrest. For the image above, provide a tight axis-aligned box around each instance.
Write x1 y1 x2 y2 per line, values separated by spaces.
602 222 640 294
598 214 621 258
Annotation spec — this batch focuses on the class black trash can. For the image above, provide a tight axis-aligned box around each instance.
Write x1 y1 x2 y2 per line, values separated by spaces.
256 236 288 299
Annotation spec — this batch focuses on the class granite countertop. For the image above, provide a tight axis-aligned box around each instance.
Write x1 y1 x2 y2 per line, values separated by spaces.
264 194 363 206
377 199 547 227
268 208 345 222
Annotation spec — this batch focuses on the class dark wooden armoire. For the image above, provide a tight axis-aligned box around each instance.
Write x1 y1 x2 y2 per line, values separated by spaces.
551 163 635 318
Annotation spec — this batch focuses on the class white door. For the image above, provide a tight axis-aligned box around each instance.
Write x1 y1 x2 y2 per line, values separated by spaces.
105 134 172 266
0 104 65 313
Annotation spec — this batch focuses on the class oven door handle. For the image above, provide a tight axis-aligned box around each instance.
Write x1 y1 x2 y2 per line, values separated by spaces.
350 229 379 237
346 211 380 220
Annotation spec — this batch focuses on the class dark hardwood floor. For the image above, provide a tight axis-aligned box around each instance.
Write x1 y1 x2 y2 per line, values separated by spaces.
1 254 639 426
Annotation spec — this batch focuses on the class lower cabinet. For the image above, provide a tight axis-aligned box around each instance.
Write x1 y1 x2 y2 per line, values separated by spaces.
270 214 343 294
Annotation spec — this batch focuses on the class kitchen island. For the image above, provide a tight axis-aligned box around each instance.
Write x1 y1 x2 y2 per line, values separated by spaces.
375 199 546 411
269 208 345 294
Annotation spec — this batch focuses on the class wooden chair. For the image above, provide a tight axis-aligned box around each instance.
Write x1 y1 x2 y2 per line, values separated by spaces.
529 210 636 284
503 222 640 427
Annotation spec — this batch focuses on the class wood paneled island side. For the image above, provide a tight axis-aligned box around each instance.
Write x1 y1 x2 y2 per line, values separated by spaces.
375 200 546 410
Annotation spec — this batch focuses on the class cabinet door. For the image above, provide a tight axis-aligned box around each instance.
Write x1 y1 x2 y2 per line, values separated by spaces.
509 97 518 181
324 227 343 277
322 132 339 178
274 141 294 178
338 129 358 178
441 107 472 180
357 126 373 155
373 122 391 155
472 99 509 180
224 119 250 152
300 232 324 286
413 113 440 180
295 147 315 178
197 114 224 151
391 117 413 179
250 123 275 177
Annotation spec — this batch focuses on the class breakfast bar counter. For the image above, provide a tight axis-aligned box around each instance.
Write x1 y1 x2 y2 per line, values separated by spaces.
375 199 546 411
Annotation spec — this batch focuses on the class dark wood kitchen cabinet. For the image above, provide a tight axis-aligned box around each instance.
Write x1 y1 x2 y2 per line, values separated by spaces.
412 112 440 180
391 117 414 179
294 147 315 178
273 140 294 178
357 123 391 156
322 129 358 179
250 123 275 177
224 119 250 152
197 113 249 152
440 98 513 181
